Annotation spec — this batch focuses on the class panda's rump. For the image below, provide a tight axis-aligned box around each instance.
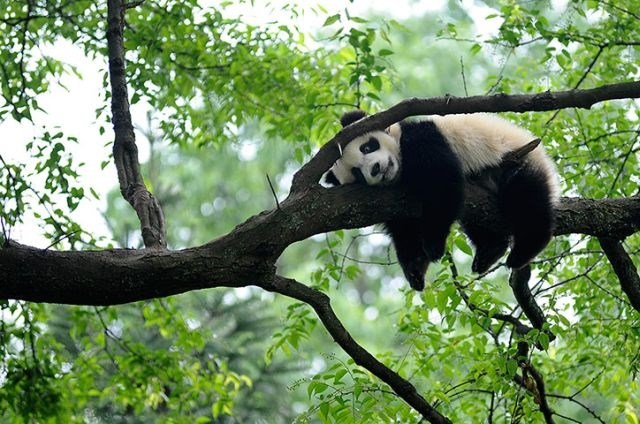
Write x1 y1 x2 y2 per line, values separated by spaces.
431 114 538 174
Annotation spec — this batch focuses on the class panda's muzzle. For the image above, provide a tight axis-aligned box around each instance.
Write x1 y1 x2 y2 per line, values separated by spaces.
381 158 397 182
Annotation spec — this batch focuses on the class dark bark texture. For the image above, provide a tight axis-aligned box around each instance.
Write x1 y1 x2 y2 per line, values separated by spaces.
108 0 166 248
2 190 639 305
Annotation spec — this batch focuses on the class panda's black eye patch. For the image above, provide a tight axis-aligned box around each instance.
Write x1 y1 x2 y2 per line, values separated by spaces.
360 137 380 154
351 167 366 184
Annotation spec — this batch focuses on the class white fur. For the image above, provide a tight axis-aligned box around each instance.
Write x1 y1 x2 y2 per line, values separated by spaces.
430 114 559 201
329 129 401 186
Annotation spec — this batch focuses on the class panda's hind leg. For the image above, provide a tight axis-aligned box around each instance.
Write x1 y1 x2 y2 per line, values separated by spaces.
462 222 510 274
499 164 554 269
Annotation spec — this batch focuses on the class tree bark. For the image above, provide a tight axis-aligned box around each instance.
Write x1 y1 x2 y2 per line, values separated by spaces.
107 0 166 248
1 189 639 305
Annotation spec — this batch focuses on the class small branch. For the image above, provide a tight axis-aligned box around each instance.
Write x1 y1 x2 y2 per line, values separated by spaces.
547 394 605 423
520 363 555 423
266 173 281 211
509 266 546 330
502 138 541 164
608 132 639 195
106 0 166 248
573 45 604 89
601 0 640 20
459 56 468 97
265 275 452 424
451 263 535 338
488 391 495 424
513 342 555 423
124 0 144 8
598 237 640 313
509 266 556 347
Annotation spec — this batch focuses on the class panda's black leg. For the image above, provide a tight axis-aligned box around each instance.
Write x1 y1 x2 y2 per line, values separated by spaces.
462 222 510 274
386 201 457 291
499 166 554 269
420 223 450 261
385 218 431 291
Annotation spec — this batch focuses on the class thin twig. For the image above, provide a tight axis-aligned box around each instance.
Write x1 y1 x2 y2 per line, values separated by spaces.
266 174 281 211
460 56 468 97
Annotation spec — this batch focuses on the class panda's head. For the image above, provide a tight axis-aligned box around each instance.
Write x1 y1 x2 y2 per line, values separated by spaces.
324 110 401 187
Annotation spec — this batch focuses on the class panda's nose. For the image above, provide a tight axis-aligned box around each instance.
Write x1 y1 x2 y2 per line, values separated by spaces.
371 162 381 177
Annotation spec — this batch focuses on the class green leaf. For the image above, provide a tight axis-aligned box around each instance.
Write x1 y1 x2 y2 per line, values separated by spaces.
333 369 348 384
538 332 550 350
323 14 340 27
319 402 330 419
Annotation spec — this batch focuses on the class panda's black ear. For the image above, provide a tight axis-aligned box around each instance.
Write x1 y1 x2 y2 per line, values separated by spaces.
324 170 341 186
340 110 367 128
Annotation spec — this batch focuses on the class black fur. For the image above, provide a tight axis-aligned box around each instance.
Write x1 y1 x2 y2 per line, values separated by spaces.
385 120 464 290
462 160 555 274
351 167 366 184
340 110 367 127
499 161 554 269
325 170 340 186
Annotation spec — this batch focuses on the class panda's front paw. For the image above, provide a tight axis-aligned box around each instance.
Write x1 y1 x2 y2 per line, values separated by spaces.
407 274 425 291
401 259 428 291
421 238 447 261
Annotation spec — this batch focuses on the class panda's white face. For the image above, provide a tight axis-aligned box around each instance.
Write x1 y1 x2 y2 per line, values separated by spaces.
327 128 401 186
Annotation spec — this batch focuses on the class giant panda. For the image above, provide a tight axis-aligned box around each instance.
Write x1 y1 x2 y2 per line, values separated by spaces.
324 110 559 291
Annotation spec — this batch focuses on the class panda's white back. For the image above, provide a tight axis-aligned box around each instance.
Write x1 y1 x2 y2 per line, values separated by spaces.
431 113 559 200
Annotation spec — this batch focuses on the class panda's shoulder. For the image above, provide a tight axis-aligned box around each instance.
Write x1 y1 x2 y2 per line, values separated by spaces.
395 118 449 147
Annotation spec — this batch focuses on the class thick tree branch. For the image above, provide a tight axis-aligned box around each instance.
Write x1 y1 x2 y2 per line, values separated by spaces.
1 189 639 304
0 185 415 304
463 188 640 239
265 276 452 424
292 80 640 191
598 237 640 312
107 0 165 248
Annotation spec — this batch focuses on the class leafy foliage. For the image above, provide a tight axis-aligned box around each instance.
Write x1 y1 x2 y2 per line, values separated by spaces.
1 0 640 423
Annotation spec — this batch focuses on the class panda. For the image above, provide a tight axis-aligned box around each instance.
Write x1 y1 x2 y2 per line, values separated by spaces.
324 110 559 291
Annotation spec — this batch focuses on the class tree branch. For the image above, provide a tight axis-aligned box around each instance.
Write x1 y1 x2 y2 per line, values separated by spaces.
509 266 547 331
291 80 640 191
464 189 640 239
265 276 452 424
598 237 640 313
1 188 639 304
514 342 555 423
107 0 166 248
